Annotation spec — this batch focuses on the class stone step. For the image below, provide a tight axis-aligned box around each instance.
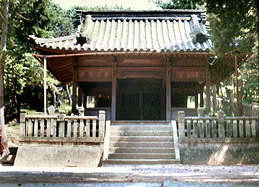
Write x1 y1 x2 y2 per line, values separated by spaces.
109 153 175 159
112 121 170 125
103 159 180 165
110 136 173 142
109 147 175 154
110 130 172 136
0 147 17 166
110 125 172 131
109 141 174 148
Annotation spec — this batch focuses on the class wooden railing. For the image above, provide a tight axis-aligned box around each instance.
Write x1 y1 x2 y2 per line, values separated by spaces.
19 109 107 143
178 111 258 143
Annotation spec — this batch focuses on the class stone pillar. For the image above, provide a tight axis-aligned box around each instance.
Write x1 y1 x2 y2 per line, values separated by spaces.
20 109 26 137
99 110 105 138
218 110 225 138
58 111 65 137
178 111 185 141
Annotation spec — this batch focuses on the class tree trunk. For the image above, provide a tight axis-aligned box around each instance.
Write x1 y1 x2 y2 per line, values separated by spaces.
53 91 56 108
212 85 217 114
239 80 244 116
66 85 72 105
0 0 10 156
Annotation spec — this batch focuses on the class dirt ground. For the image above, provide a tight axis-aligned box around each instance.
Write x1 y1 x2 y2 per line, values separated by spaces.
2 125 259 186
0 164 258 185
5 124 20 148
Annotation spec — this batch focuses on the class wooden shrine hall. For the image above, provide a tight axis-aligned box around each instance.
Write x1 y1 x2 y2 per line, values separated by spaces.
30 10 235 121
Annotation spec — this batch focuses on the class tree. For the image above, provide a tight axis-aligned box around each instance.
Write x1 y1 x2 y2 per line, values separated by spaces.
0 0 9 155
155 0 204 9
0 0 76 122
157 0 258 114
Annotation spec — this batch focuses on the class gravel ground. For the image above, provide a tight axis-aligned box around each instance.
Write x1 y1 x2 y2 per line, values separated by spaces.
0 164 258 186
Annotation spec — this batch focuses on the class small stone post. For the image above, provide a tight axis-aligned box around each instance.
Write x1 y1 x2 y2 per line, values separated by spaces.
197 107 206 117
251 104 258 137
78 107 85 137
218 110 225 138
197 107 206 138
251 103 259 117
20 109 26 137
58 110 65 137
78 107 85 116
99 110 106 138
178 111 185 142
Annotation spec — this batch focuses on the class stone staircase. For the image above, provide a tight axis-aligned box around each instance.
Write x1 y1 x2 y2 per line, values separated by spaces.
103 121 180 165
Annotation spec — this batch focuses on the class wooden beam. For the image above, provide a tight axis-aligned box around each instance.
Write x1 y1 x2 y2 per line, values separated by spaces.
111 64 117 121
32 52 214 59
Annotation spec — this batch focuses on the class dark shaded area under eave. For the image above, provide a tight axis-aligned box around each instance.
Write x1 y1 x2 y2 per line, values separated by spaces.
34 53 240 86
209 55 244 84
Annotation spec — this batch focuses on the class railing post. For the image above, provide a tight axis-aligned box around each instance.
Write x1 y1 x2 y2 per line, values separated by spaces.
103 120 111 160
218 110 225 138
171 120 180 160
197 107 205 138
197 107 205 117
79 107 84 137
58 111 65 137
178 111 185 141
251 104 258 137
99 110 105 138
20 109 26 137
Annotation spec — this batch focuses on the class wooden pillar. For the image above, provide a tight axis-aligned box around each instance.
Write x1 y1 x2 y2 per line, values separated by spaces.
200 86 204 107
72 58 78 114
43 56 47 115
195 93 198 108
161 79 166 119
166 66 171 120
78 87 83 107
235 56 239 115
139 91 143 120
206 71 211 113
83 93 87 109
112 64 117 121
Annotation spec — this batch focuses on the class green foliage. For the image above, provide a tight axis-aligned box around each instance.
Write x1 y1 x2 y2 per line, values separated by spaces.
158 0 258 106
0 0 73 120
207 0 256 56
155 0 205 9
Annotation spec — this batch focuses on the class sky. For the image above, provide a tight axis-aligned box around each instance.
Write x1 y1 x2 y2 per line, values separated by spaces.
52 0 162 10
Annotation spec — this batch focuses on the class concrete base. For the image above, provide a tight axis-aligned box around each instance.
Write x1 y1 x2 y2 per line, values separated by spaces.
14 143 103 168
180 143 259 165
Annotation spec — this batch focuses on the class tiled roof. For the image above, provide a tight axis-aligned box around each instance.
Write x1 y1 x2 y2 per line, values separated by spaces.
31 10 212 53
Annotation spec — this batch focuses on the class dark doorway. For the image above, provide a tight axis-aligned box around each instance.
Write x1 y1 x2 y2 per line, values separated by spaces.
117 79 164 120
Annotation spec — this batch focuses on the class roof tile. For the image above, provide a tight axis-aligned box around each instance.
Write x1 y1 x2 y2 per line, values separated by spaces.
31 10 211 53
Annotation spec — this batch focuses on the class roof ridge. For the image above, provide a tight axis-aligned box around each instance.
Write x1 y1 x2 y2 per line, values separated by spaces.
77 9 206 14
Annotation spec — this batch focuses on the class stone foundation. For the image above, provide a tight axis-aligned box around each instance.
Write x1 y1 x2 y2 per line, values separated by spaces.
180 142 259 165
14 143 103 168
